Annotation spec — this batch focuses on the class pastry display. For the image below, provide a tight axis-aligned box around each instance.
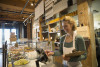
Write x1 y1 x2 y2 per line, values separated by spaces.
14 59 29 65
12 55 25 61
11 51 19 54
24 47 31 50
24 47 34 52
8 51 25 61
8 58 11 62
11 52 25 61
9 46 23 54
11 48 23 51
8 63 12 67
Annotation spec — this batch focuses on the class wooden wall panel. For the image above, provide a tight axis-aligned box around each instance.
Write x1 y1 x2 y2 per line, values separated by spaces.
77 0 97 67
39 18 43 41
77 1 89 26
27 23 31 40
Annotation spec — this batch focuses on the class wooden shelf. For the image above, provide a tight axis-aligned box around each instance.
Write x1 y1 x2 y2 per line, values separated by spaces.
49 21 60 25
42 25 48 27
54 42 60 44
49 31 60 34
42 31 49 34
42 40 49 42
61 29 64 30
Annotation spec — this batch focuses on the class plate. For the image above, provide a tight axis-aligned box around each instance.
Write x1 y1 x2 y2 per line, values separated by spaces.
65 51 85 57
14 59 29 66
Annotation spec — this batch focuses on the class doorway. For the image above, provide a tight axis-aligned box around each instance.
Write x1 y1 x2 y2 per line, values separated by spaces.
0 29 16 48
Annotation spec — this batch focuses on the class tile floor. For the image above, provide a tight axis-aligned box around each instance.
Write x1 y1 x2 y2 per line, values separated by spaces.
0 53 2 67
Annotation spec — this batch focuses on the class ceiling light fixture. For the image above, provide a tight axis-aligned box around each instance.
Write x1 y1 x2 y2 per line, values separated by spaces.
31 3 34 6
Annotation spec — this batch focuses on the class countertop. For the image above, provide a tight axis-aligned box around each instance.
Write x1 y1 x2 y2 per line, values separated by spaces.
14 59 63 67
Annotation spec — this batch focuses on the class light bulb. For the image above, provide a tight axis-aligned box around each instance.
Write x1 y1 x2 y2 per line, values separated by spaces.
31 3 33 6
51 37 52 39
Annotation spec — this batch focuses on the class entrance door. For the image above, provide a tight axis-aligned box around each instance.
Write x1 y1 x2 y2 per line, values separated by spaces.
0 29 2 48
4 29 10 43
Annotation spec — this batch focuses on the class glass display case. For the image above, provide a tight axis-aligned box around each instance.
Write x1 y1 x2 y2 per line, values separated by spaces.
7 40 55 67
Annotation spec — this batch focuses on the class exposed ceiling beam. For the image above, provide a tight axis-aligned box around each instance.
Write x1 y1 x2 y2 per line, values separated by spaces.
0 12 28 17
0 9 32 15
21 0 30 14
0 18 24 21
0 3 34 13
0 0 34 9
0 13 28 21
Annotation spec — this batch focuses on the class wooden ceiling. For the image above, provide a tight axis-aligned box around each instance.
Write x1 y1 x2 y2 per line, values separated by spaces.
0 0 38 22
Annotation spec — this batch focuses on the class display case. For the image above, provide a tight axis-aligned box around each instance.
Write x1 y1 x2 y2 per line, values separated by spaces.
7 40 55 67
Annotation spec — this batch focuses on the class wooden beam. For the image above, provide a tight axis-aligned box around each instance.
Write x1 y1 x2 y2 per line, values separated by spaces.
0 12 29 21
46 11 77 25
77 0 97 67
39 18 43 41
0 3 34 13
0 12 29 18
0 0 34 9
0 10 31 15
27 23 32 39
0 18 24 21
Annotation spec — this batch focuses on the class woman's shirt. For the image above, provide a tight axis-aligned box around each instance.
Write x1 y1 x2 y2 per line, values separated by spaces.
53 35 87 62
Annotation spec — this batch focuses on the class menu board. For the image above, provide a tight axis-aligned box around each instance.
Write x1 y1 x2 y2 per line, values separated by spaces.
77 26 90 38
35 1 44 20
53 0 68 15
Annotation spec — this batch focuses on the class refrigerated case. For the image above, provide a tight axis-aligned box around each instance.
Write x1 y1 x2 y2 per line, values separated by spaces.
6 40 57 67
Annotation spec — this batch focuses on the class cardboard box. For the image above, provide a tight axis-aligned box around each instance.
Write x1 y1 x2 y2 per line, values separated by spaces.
10 38 17 41
10 32 15 35
10 35 16 38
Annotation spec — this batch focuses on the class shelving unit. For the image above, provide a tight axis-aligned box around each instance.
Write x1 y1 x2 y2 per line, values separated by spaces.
33 0 79 65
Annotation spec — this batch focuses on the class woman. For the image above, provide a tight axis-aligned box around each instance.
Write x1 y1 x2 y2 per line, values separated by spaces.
45 16 87 67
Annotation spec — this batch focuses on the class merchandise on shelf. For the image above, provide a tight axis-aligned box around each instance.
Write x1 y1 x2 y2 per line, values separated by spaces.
51 28 56 32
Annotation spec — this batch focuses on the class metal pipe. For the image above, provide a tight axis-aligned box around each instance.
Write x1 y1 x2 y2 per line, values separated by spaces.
23 0 42 24
35 0 42 7
23 12 34 23
0 9 32 15
21 0 29 14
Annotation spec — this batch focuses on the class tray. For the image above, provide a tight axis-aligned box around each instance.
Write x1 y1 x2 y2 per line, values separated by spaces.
65 51 85 57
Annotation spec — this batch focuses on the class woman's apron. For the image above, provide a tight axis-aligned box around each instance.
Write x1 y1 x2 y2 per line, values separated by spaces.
63 31 82 67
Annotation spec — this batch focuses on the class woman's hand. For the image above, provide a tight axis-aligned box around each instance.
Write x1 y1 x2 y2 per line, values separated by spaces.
62 55 70 61
45 50 54 56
